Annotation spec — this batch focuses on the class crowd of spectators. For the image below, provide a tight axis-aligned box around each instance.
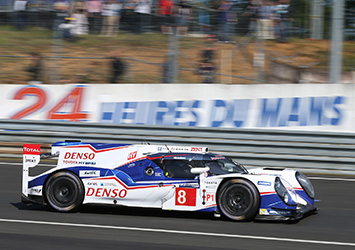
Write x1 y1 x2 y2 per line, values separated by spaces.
10 0 295 41
11 0 296 84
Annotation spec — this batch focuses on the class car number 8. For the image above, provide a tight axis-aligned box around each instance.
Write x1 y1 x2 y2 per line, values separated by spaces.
177 190 187 204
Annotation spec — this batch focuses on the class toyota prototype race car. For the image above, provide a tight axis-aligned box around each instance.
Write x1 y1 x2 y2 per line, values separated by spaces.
22 142 317 221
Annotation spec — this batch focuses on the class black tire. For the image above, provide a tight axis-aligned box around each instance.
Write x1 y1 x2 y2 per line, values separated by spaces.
217 179 260 221
45 171 84 212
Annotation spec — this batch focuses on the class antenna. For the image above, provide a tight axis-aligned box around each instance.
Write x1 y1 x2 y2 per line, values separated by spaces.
165 144 172 153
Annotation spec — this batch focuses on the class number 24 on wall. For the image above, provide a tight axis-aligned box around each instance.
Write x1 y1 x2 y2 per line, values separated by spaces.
10 86 89 121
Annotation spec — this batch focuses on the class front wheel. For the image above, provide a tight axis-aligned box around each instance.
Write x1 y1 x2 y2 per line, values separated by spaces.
45 171 84 212
217 179 260 221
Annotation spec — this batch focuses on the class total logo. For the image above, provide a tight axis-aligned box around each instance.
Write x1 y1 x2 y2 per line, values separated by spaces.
64 152 95 160
23 144 40 155
86 188 127 198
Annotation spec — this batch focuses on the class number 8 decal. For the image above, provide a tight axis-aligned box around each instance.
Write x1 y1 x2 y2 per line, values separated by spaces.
175 188 196 206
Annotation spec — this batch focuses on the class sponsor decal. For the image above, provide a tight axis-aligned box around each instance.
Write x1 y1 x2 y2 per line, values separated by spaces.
23 144 40 155
205 181 218 185
258 181 272 186
205 185 217 189
127 151 137 160
79 170 100 177
30 188 42 194
175 188 196 206
100 182 117 187
178 183 199 188
259 209 269 215
25 158 37 163
86 188 127 198
173 157 187 160
157 147 163 151
206 193 215 202
127 163 135 168
155 172 162 177
170 147 190 151
87 182 98 186
191 147 203 152
210 156 225 160
78 161 96 165
64 152 95 160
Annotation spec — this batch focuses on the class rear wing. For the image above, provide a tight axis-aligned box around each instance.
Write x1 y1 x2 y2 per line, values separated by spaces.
22 144 41 197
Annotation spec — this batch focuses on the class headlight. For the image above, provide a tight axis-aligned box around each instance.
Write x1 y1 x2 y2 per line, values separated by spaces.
296 172 315 199
274 177 297 206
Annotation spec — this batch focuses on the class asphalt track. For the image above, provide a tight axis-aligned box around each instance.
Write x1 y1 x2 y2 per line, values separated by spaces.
1 162 355 250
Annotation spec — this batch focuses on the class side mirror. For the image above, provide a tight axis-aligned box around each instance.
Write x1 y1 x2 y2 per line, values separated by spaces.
191 167 210 175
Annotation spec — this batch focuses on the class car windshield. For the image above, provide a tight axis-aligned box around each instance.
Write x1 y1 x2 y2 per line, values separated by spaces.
202 159 247 175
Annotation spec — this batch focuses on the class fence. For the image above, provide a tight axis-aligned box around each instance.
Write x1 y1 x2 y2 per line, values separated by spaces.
1 119 355 176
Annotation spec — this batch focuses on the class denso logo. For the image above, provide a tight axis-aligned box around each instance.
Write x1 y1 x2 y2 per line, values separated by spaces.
127 151 137 160
191 147 203 152
86 188 127 198
64 152 95 160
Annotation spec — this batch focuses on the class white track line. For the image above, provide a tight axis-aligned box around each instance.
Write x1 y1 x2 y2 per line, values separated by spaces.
0 218 354 247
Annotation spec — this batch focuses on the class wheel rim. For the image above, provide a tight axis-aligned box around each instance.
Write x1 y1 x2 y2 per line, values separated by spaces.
51 178 77 207
223 185 252 216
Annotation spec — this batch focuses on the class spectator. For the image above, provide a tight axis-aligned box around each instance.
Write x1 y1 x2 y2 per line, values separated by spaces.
101 0 122 36
197 0 210 32
109 51 125 83
13 0 28 30
274 0 294 42
256 0 275 39
217 0 237 43
58 17 80 41
27 53 43 83
122 0 137 33
86 0 103 34
134 0 152 34
174 0 192 37
53 0 70 32
242 0 258 35
157 0 174 34
198 59 216 83
72 9 89 35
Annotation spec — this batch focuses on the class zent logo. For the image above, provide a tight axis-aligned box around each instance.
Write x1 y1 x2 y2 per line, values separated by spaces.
23 144 40 155
175 188 196 206
127 151 137 160
191 147 203 152
64 152 95 160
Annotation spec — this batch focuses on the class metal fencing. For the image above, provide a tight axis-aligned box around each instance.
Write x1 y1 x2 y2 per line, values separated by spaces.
1 119 355 175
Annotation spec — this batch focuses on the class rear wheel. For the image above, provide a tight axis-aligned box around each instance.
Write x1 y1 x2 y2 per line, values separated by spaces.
45 171 84 212
217 179 260 221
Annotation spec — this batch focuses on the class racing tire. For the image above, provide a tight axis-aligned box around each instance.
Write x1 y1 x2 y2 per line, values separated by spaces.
45 171 84 212
217 179 260 221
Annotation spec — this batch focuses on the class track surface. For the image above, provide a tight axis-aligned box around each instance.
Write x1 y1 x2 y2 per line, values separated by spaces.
1 163 355 250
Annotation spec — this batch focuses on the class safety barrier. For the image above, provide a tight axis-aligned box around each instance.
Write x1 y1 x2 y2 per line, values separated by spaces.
1 119 355 175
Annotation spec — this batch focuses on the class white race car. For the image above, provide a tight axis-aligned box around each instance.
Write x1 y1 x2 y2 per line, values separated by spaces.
22 141 317 221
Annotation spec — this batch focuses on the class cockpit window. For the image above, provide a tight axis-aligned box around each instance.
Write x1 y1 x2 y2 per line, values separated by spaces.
152 157 246 179
153 159 195 178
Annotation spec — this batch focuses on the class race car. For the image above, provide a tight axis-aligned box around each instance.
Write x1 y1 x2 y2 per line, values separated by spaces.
22 141 317 221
